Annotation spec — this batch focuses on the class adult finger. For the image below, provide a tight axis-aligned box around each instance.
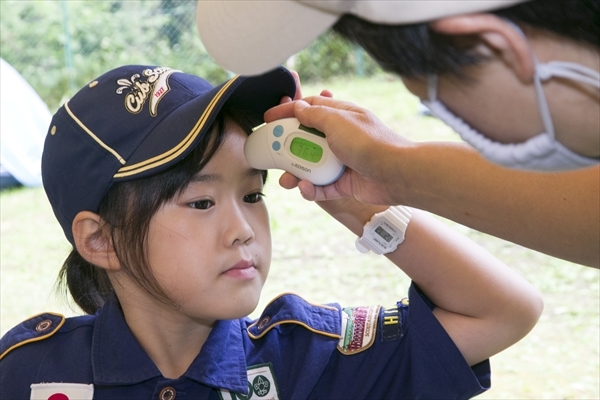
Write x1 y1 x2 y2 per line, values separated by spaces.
278 172 301 189
290 70 303 100
264 101 297 122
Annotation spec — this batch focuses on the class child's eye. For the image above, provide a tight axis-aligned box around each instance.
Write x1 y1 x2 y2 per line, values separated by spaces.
189 199 214 210
244 192 265 204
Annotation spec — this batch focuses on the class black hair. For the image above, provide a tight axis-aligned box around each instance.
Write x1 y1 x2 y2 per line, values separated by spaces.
57 105 265 314
332 0 599 79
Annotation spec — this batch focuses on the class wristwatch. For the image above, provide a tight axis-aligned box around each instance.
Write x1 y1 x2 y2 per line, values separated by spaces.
355 206 413 255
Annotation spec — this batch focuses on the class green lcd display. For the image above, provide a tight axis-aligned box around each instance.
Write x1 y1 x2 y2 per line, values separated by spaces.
290 137 323 163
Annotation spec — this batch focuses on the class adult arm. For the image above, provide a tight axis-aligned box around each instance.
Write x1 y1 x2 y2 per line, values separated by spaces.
266 96 600 268
317 197 543 366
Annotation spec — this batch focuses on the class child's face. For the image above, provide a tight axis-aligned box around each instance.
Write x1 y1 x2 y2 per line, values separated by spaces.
143 125 271 322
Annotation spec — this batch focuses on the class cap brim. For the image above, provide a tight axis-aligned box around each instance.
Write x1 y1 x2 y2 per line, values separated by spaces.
118 67 297 180
196 1 336 75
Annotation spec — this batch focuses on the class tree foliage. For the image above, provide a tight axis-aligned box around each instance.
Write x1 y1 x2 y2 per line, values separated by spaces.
293 30 382 82
1 1 381 112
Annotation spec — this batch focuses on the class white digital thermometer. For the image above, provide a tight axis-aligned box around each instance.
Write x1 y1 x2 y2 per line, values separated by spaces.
244 118 345 185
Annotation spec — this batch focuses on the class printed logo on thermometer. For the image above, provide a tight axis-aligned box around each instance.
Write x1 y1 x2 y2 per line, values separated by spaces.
244 118 345 185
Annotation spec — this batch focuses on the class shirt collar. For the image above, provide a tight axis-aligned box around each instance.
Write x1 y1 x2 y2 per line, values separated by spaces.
91 293 248 393
184 318 248 392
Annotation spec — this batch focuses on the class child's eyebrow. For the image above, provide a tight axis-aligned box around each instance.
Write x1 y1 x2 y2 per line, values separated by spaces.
244 168 265 180
191 173 221 183
190 168 263 183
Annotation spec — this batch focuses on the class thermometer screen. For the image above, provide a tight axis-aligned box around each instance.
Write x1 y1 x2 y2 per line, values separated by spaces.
290 137 323 163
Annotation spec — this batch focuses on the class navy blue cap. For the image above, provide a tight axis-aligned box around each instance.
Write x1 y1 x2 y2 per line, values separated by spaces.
42 65 296 245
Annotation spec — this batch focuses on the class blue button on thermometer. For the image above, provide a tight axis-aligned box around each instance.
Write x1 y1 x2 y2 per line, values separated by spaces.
244 118 345 186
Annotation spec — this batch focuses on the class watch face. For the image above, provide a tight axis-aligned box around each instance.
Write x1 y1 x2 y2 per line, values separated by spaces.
375 225 394 243
369 220 401 252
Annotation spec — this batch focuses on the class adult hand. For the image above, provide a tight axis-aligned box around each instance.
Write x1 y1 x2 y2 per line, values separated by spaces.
265 96 414 205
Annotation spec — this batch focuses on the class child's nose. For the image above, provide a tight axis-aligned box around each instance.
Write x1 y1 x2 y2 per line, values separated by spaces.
223 204 255 246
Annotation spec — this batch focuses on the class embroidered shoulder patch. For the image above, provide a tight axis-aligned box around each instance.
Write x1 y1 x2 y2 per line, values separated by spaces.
219 363 280 400
337 305 380 355
30 383 93 400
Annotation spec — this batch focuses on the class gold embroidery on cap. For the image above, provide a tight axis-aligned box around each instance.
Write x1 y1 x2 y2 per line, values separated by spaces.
116 67 180 116
89 81 98 88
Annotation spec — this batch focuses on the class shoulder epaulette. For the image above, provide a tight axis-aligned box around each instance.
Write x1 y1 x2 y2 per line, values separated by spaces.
0 312 65 360
248 293 341 340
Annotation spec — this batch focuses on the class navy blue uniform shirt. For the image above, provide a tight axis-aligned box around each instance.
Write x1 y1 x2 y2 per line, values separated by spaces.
0 283 490 399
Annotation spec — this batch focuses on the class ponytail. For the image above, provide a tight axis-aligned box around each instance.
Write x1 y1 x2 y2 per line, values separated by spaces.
58 250 112 314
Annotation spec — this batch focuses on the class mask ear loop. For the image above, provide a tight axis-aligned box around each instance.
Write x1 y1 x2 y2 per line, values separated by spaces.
506 19 600 144
534 60 600 147
537 62 600 89
532 58 557 141
532 50 600 143
503 19 558 142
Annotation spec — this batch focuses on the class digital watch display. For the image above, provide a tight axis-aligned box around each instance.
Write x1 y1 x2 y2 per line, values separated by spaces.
356 206 413 255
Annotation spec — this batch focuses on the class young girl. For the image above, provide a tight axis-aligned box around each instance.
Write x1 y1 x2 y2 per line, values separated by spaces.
0 65 542 400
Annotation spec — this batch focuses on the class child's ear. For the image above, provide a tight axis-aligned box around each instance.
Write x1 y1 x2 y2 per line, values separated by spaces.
429 13 535 82
72 211 120 271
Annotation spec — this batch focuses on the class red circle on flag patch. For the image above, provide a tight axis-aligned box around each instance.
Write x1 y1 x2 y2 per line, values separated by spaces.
48 394 69 400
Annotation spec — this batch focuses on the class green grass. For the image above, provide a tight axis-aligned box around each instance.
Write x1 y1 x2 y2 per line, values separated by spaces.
1 76 598 399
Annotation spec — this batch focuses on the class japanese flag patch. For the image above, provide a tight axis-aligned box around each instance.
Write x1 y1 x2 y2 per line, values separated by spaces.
337 305 380 355
30 383 93 400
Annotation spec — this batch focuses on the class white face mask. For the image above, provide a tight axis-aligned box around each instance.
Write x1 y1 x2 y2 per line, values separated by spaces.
422 34 600 171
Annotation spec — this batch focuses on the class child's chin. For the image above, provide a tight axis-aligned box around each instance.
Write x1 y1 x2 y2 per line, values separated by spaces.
225 298 261 320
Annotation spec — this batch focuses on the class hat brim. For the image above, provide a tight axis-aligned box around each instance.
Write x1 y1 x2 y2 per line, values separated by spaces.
196 0 528 76
196 1 337 76
115 67 296 180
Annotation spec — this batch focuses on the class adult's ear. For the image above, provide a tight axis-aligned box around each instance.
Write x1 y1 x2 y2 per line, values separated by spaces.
430 13 535 82
72 211 120 271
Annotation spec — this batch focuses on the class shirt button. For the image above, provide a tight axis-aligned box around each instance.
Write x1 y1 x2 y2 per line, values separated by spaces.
159 386 176 400
258 316 271 330
35 319 53 332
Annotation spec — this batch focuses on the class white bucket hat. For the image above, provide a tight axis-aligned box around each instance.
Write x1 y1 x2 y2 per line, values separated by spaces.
196 0 528 75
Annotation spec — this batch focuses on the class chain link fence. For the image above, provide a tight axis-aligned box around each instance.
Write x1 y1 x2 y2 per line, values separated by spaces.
1 0 382 112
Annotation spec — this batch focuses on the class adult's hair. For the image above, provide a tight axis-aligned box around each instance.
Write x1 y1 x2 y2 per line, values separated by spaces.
57 105 265 314
332 0 600 79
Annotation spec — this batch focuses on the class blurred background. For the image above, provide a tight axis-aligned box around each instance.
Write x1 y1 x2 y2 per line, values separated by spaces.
1 1 598 398
1 0 381 113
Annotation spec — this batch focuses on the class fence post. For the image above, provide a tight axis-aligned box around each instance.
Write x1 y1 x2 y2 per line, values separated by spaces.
60 0 76 94
354 46 364 78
